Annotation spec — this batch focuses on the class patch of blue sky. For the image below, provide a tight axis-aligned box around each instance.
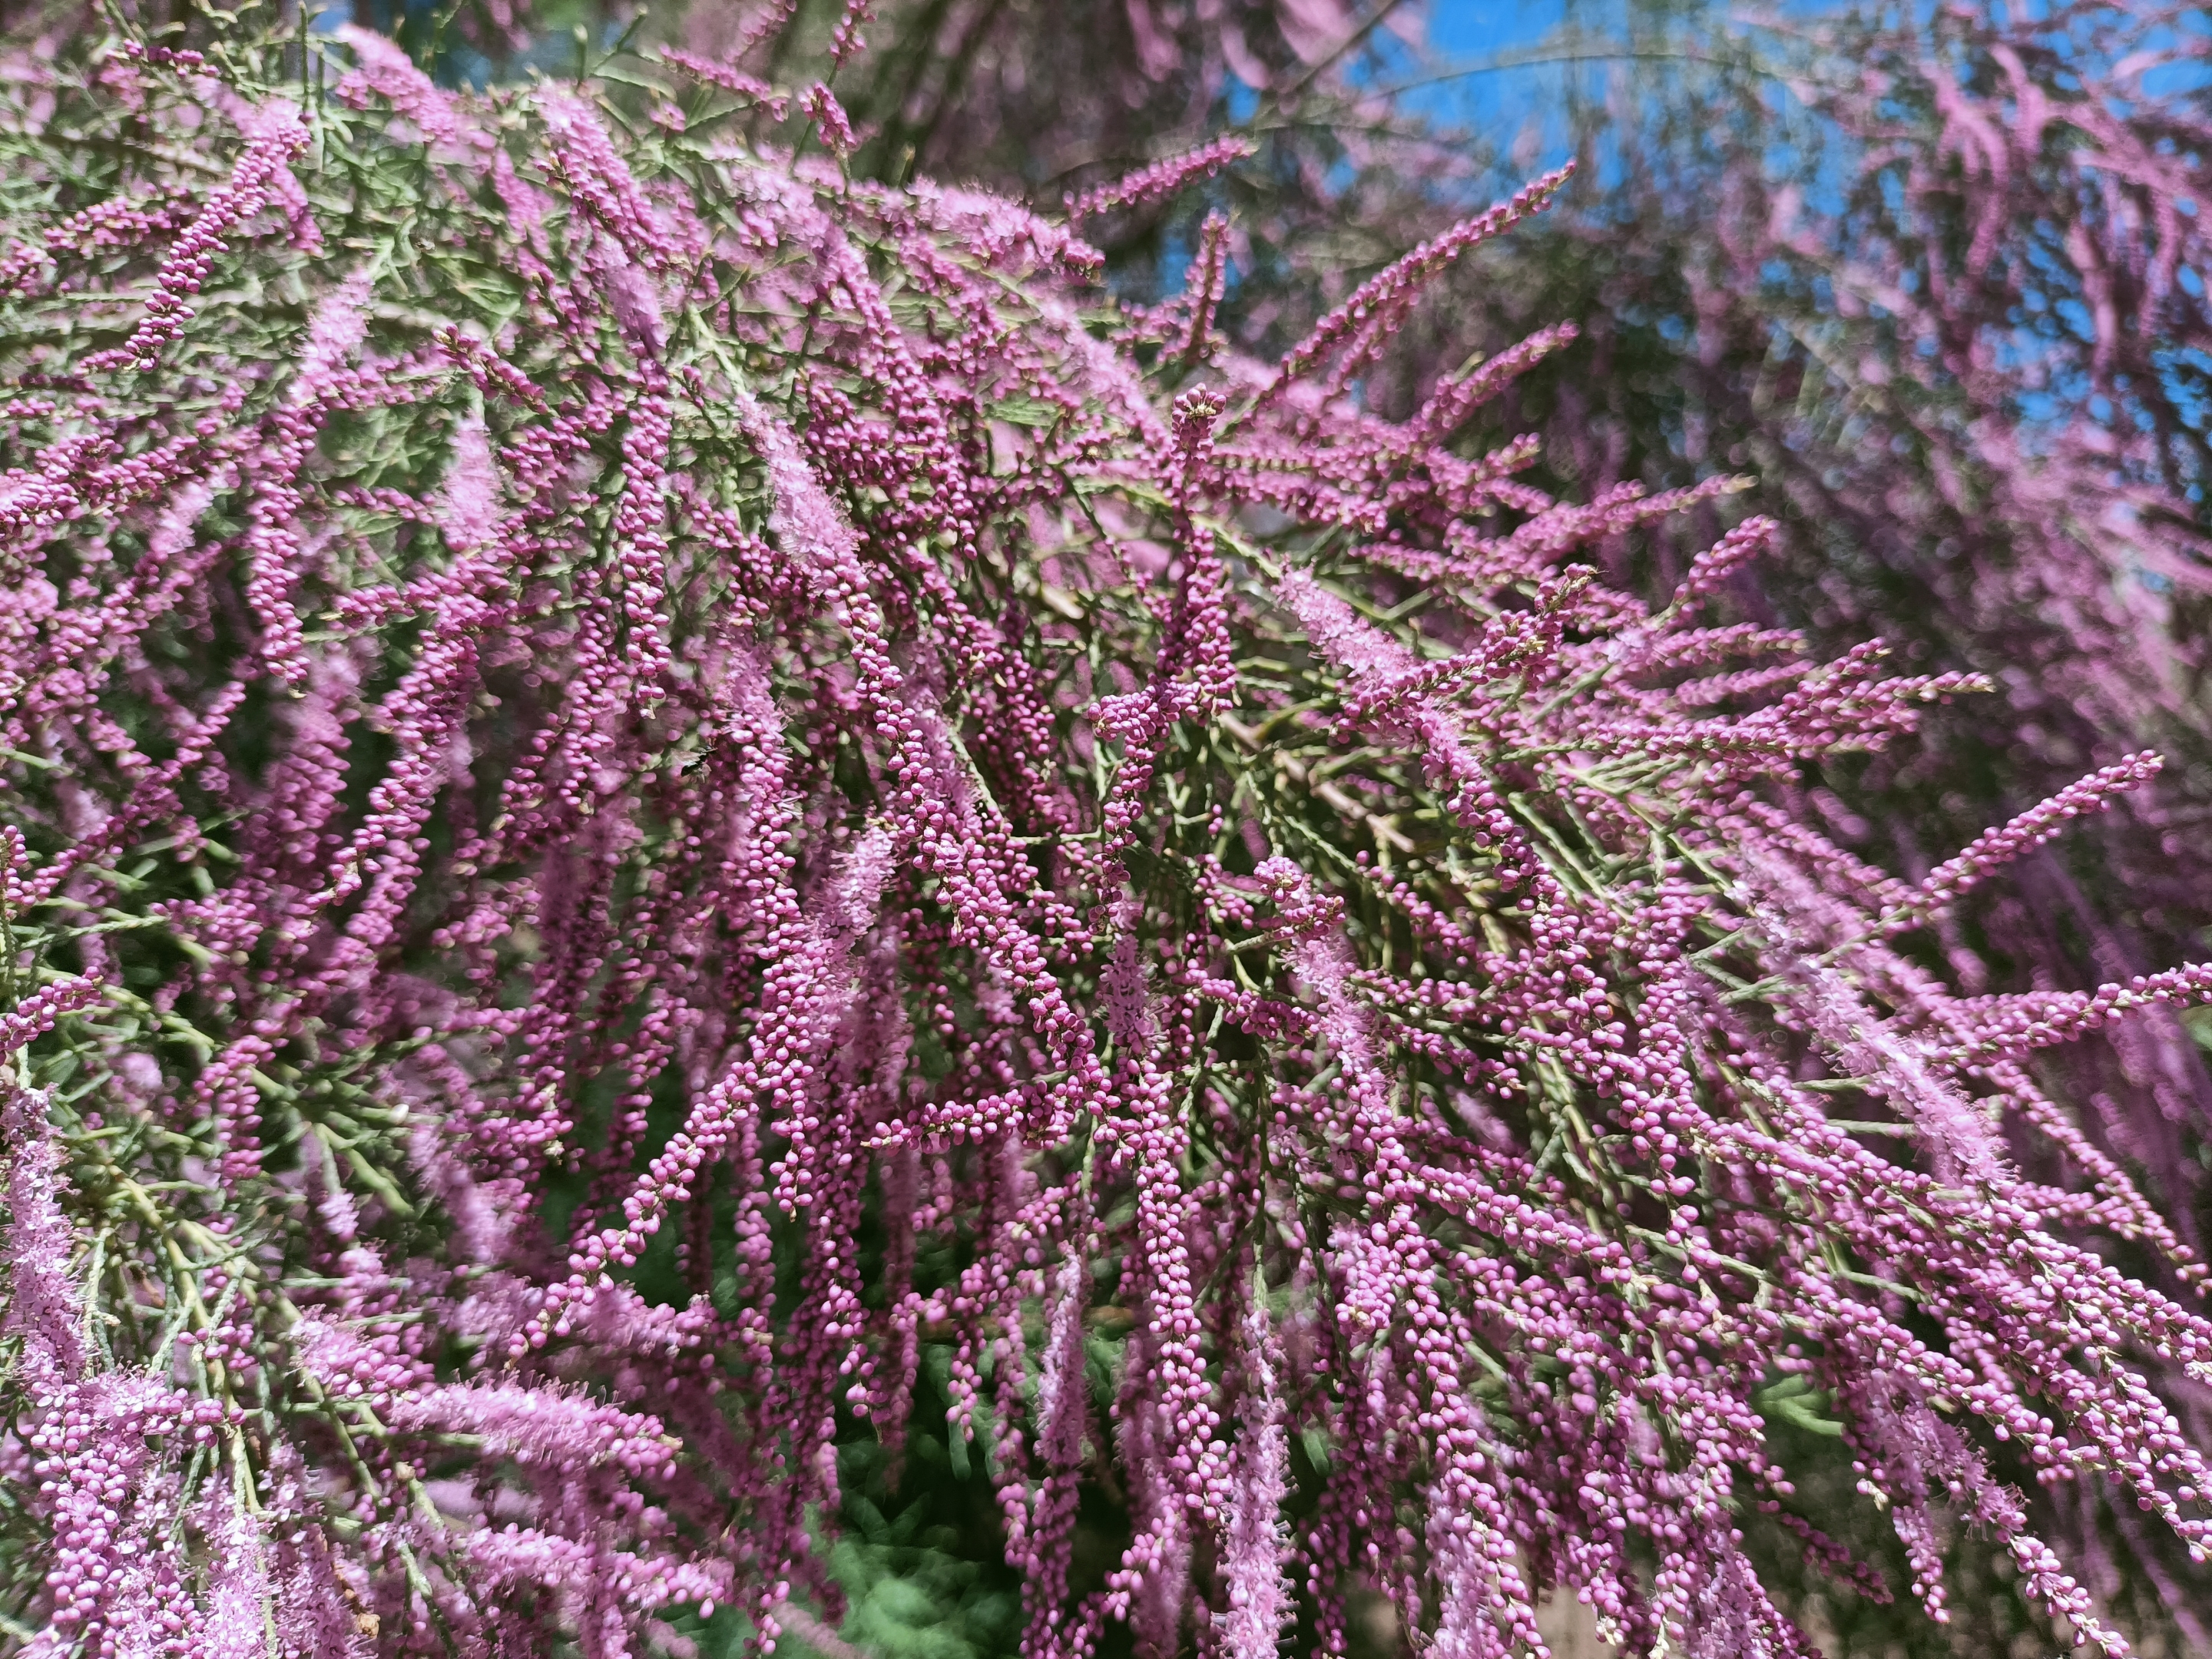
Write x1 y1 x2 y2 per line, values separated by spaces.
1362 0 1848 219
1398 0 1581 151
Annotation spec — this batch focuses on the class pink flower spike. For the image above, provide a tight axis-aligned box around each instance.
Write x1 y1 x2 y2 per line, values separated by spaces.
1065 134 1255 221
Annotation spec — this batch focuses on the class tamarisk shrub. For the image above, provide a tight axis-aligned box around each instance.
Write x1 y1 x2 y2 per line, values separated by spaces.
0 21 2208 1659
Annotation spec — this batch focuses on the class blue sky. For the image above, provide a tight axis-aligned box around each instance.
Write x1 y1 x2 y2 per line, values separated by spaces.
1366 1 1651 184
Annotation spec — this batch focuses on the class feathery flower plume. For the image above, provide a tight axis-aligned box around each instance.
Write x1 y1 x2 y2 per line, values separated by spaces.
332 25 474 151
1065 134 1255 220
1263 162 1573 401
1898 750 2165 920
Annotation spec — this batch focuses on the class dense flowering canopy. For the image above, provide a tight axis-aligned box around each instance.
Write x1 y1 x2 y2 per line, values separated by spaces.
0 16 2209 1659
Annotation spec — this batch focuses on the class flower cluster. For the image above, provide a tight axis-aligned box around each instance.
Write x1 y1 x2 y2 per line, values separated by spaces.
0 19 2205 1659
